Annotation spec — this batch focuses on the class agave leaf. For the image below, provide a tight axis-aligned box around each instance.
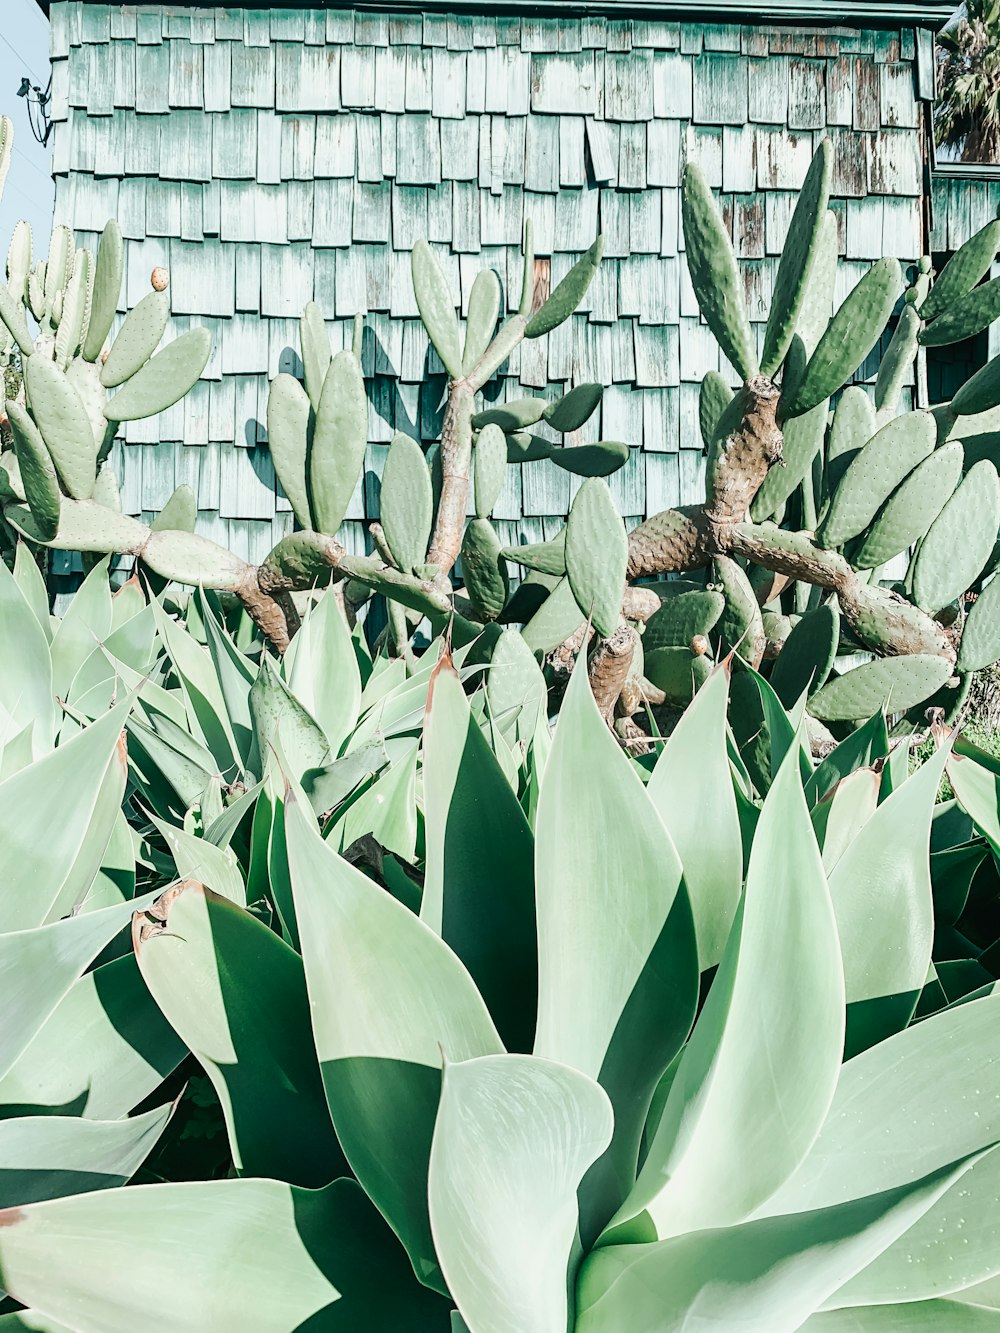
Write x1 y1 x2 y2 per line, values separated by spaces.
429 1054 613 1333
646 667 743 971
804 1302 1000 1330
534 657 698 1241
328 739 419 862
0 1105 171 1210
578 1154 988 1333
286 590 361 758
947 741 1000 857
0 1177 451 1331
0 557 55 753
619 739 844 1239
11 543 52 643
195 590 256 771
147 815 246 905
811 766 880 872
0 890 159 1082
134 881 346 1188
828 740 950 1056
250 655 330 782
422 655 537 1052
0 699 129 933
49 556 112 702
284 793 503 1292
804 708 890 806
149 598 240 777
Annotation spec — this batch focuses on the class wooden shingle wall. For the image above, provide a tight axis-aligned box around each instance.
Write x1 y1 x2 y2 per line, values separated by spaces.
47 3 930 563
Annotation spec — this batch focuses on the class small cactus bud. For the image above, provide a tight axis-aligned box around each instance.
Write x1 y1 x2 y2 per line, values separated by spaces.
690 634 710 657
101 348 110 365
918 255 932 274
150 267 169 292
904 288 918 305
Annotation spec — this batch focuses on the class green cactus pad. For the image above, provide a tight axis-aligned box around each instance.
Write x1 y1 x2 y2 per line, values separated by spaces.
543 382 603 434
24 353 97 500
704 392 747 499
644 646 713 705
549 441 630 477
501 530 566 577
83 221 124 364
103 328 212 422
919 218 1000 323
714 555 765 663
762 608 796 651
919 274 1000 347
760 139 832 377
794 209 839 354
460 518 508 620
826 386 876 493
142 529 249 589
299 302 331 412
7 220 32 296
54 248 93 371
951 354 1000 419
473 423 507 519
874 304 920 421
261 531 334 589
782 258 901 420
462 268 501 375
486 627 547 732
912 460 1000 613
643 588 726 651
5 497 147 552
27 264 45 324
472 398 548 432
0 285 34 357
525 235 604 339
852 441 964 570
7 400 59 541
43 227 73 314
380 431 432 571
698 371 733 451
266 372 312 530
308 349 368 536
505 433 552 463
769 601 840 705
92 466 121 511
151 483 197 533
958 574 1000 672
519 575 585 655
818 409 936 548
809 654 954 721
411 240 462 379
565 476 627 638
100 290 170 388
681 164 758 382
751 349 827 521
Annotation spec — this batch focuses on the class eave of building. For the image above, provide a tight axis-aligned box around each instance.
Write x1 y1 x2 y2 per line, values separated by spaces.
33 1 958 31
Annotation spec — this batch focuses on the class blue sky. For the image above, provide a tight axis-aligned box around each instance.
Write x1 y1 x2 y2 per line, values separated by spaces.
0 0 53 259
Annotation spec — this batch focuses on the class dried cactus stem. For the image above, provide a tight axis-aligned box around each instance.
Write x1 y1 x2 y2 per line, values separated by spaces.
426 380 474 580
587 623 636 722
706 376 783 528
237 576 300 655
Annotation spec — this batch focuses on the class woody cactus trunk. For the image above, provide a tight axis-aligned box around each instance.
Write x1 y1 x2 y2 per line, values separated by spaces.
4 113 1000 735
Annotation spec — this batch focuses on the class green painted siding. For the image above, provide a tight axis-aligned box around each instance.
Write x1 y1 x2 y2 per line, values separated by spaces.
48 3 932 563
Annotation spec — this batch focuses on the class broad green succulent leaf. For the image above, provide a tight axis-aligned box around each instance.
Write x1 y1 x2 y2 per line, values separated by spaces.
828 740 951 1055
82 220 123 363
11 542 52 644
266 372 313 529
462 268 501 374
525 236 605 339
7 402 59 542
0 954 185 1120
549 441 630 477
578 1154 986 1333
422 654 537 1052
810 655 954 723
486 627 547 743
0 890 158 1082
682 164 758 381
250 655 329 781
0 1105 171 1210
535 657 697 1240
134 881 345 1188
919 218 1000 323
473 423 507 519
149 598 240 776
912 460 1000 613
565 478 627 639
411 240 462 378
760 138 833 377
24 353 96 500
285 794 503 1291
853 441 964 570
957 574 1000 673
327 741 419 861
760 995 1000 1304
103 328 211 422
308 349 368 536
0 554 54 754
99 290 169 388
770 601 840 705
620 739 844 1239
812 767 880 871
806 1301 1000 1330
299 301 331 411
647 667 743 970
919 275 1000 347
0 699 128 932
947 741 1000 857
49 556 112 702
148 815 245 905
0 1177 450 1332
429 1054 613 1333
286 590 361 757
805 709 890 805
381 431 433 571
544 381 603 433
195 590 256 770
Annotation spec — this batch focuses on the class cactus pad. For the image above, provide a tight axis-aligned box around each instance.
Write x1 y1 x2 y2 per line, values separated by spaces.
473 423 507 519
809 654 954 722
643 587 726 651
818 410 936 548
682 164 757 382
83 221 124 364
266 373 313 530
919 219 1000 323
524 236 604 339
100 290 169 388
24 353 97 500
543 382 603 434
460 518 508 620
472 398 547 432
500 530 566 577
462 268 501 375
7 401 59 541
565 477 628 638
958 575 1000 673
299 303 331 411
852 441 964 570
411 240 462 379
381 431 432 571
769 601 839 705
308 349 368 536
912 460 1000 614
104 328 212 422
919 275 1000 348
549 441 630 477
151 483 197 534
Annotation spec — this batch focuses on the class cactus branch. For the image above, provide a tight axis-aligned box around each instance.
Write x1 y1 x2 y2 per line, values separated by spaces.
425 379 475 580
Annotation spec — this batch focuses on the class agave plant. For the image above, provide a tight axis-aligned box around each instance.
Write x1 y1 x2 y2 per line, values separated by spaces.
3 592 1000 1330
